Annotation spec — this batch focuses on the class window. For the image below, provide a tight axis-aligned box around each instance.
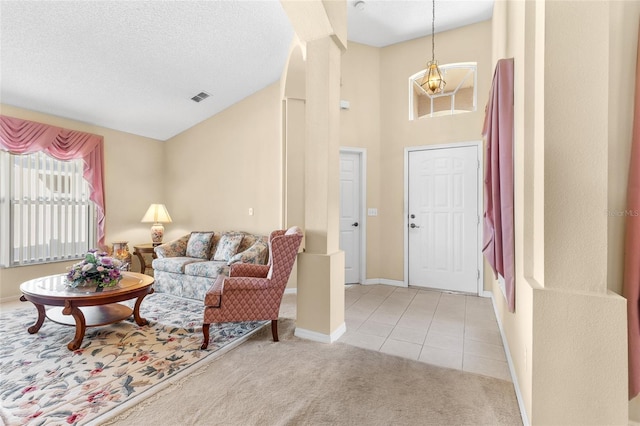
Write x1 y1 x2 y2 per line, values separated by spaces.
0 151 96 267
409 62 477 120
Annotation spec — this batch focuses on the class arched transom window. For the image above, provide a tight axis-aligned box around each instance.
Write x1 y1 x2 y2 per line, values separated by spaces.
409 62 477 120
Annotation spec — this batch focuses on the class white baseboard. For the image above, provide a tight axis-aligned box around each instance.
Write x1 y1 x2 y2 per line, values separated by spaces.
489 292 530 426
284 288 297 295
363 278 406 287
294 322 346 343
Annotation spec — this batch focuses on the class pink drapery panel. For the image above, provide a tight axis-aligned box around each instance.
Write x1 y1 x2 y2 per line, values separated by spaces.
0 115 106 247
482 58 515 313
623 26 640 401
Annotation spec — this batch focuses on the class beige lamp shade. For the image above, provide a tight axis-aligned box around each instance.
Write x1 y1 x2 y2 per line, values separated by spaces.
141 204 172 245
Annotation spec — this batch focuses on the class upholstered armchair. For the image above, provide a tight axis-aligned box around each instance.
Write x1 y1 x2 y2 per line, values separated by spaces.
201 226 303 349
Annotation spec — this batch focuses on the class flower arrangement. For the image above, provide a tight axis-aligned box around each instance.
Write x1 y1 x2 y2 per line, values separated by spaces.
66 250 124 290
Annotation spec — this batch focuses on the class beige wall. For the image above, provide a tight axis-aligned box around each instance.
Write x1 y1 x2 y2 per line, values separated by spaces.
491 1 635 423
608 3 640 296
162 83 283 242
378 21 493 282
607 0 640 421
0 104 164 300
4 4 639 419
339 42 382 279
338 21 492 284
0 82 285 299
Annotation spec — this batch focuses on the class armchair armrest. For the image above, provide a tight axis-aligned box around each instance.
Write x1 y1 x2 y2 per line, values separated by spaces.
154 234 190 258
229 263 269 278
223 276 273 291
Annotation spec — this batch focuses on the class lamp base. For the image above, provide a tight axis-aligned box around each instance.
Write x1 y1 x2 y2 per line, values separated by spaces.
150 223 165 245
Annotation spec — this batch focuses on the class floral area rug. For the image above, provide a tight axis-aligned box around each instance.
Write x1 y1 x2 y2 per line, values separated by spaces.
0 292 267 425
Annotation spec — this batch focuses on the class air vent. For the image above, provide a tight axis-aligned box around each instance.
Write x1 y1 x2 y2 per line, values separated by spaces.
191 91 211 103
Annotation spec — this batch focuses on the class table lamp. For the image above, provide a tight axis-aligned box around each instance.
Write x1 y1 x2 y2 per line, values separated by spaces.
141 204 172 246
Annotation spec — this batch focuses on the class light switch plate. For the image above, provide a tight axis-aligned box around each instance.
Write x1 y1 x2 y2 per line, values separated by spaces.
368 208 378 216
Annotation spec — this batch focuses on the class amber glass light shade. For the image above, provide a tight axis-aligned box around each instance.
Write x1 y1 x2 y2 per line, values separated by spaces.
420 61 446 94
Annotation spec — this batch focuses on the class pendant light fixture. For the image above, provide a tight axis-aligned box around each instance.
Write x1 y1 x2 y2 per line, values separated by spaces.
420 0 446 94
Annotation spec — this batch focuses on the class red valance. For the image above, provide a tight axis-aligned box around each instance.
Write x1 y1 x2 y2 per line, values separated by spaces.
0 115 106 247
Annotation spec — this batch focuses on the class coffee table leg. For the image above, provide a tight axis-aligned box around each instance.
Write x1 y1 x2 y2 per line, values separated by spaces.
20 296 46 334
133 287 154 326
62 300 86 351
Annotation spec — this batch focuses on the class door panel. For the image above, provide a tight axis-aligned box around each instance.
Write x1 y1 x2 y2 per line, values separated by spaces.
408 146 478 293
340 152 360 284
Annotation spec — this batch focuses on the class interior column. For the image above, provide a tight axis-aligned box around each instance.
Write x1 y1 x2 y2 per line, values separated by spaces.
280 0 347 342
295 34 345 342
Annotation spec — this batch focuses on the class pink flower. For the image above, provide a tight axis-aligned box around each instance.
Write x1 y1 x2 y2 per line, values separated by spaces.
66 412 86 424
87 390 108 403
27 411 43 420
81 381 99 392
89 368 103 376
100 257 113 266
21 386 37 394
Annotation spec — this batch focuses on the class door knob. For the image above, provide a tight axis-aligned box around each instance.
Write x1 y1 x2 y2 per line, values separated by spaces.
352 222 359 227
410 223 420 229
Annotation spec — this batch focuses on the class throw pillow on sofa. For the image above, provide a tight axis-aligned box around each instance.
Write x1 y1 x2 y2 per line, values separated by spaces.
186 232 215 259
213 234 244 261
227 239 268 265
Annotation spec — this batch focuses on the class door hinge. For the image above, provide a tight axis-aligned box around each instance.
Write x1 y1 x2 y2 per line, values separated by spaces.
477 270 480 280
477 160 480 169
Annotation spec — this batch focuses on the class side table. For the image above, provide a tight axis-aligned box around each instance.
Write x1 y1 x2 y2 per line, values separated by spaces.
133 244 157 275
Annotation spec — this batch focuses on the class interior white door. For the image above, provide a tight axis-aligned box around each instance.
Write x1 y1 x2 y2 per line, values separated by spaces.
408 146 478 293
340 152 361 284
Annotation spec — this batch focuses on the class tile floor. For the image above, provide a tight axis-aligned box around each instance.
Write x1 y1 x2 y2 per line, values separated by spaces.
287 284 511 382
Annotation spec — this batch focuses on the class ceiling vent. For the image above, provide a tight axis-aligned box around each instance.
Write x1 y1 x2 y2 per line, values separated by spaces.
191 91 211 103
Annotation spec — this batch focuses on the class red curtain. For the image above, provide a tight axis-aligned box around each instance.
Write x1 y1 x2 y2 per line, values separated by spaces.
0 115 106 247
623 26 640 401
482 58 515 313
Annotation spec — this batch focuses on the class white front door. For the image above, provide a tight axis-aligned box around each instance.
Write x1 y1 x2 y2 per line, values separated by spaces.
408 145 479 293
340 151 361 284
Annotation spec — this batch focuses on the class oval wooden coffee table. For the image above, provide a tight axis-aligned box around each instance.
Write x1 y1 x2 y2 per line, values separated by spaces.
20 271 154 351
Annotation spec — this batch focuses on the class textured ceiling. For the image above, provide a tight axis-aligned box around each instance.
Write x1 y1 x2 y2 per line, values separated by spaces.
347 0 494 47
0 0 493 141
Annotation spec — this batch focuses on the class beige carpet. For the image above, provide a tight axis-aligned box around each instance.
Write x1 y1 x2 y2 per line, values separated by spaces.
103 317 522 425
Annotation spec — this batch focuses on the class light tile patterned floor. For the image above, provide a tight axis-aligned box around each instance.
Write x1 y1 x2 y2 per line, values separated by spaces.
332 284 511 382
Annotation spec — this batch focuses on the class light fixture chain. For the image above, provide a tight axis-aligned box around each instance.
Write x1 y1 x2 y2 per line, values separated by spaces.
432 0 435 62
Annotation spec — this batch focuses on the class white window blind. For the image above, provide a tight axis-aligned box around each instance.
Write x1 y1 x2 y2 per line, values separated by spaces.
0 151 96 267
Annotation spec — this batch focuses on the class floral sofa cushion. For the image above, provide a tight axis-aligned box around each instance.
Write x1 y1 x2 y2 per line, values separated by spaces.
227 239 268 265
212 234 244 261
153 257 206 274
185 232 215 259
155 234 189 258
184 261 229 278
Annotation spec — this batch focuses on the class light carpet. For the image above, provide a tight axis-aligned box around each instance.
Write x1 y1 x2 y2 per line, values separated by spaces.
0 293 267 426
106 316 523 426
